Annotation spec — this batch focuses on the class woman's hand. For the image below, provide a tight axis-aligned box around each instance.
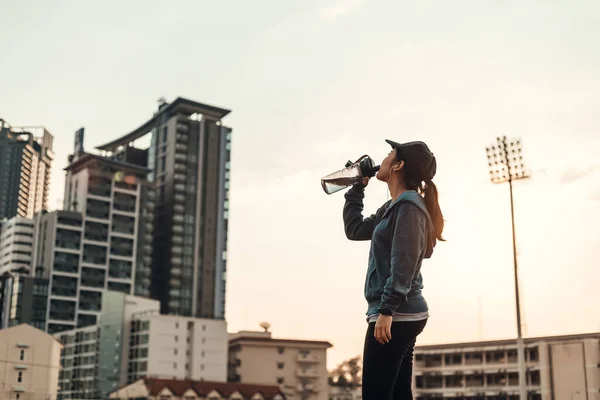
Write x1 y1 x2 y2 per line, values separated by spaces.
374 314 393 344
362 177 370 186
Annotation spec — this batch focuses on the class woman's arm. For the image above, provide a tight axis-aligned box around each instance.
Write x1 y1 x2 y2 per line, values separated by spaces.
377 203 428 315
343 183 378 241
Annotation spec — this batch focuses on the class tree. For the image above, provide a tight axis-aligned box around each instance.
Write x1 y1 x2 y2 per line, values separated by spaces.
328 356 362 389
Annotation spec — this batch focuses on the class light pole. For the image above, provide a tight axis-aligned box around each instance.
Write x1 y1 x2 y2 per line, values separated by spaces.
485 136 529 400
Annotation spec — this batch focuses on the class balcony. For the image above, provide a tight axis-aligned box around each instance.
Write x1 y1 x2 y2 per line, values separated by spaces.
49 300 76 321
176 123 189 133
297 353 320 364
110 237 134 258
114 180 138 192
112 214 135 235
88 177 112 198
82 244 107 265
57 215 83 227
51 276 78 298
107 281 131 294
84 221 109 243
53 260 79 274
109 260 132 280
79 290 102 311
80 267 106 289
296 369 320 379
86 199 110 220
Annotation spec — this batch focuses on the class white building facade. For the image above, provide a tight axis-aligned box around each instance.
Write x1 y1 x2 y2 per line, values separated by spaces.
414 333 600 400
55 291 228 399
0 216 34 275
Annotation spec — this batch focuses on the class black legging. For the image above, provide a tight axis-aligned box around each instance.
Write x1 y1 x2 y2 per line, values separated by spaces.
362 319 427 400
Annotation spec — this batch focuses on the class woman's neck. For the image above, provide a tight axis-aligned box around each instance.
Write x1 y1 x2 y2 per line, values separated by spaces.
388 179 407 201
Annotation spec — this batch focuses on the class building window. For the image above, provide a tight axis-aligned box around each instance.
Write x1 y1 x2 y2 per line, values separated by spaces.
19 349 25 361
277 347 285 354
277 362 284 369
17 371 23 383
277 377 284 384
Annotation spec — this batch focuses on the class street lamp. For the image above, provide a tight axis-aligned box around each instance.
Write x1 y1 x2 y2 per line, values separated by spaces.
485 136 529 400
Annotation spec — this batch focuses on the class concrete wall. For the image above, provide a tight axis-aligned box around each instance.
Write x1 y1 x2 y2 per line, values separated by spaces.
0 324 62 400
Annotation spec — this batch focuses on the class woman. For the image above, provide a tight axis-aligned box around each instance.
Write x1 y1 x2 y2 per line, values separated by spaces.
343 139 444 399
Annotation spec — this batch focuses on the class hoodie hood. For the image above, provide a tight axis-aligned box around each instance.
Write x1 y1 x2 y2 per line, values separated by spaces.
383 190 436 258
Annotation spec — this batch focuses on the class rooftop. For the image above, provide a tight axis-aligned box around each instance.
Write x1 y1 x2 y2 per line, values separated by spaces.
115 377 285 399
416 331 600 351
229 330 333 348
96 97 231 151
64 152 150 175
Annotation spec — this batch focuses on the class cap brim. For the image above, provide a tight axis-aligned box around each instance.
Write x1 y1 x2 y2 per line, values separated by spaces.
385 139 402 149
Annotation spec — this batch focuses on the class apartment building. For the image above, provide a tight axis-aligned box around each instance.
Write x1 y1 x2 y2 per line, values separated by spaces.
0 216 35 275
95 97 232 319
56 324 99 399
0 119 53 220
62 131 155 300
228 330 332 400
0 323 62 400
55 291 228 399
109 377 286 400
0 272 48 330
32 210 83 334
128 311 228 384
414 332 600 400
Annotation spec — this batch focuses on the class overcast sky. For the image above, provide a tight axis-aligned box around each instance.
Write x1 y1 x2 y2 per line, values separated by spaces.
2 0 599 368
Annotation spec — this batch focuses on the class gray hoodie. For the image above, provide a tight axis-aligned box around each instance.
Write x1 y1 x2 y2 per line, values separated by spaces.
343 184 435 317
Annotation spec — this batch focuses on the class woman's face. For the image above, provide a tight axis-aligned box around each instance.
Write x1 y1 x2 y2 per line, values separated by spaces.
376 148 402 182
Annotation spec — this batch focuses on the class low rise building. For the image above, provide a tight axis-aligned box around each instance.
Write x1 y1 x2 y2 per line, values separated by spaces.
109 377 286 400
56 291 228 399
228 329 332 400
0 324 62 400
413 332 600 400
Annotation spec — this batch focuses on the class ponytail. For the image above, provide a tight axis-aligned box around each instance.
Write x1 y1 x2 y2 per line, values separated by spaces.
422 180 445 241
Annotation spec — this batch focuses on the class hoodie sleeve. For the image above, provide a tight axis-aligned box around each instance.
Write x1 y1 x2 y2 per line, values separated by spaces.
377 203 428 315
343 183 379 241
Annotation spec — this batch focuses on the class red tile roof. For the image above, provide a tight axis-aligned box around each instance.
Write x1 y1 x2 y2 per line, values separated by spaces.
142 377 285 399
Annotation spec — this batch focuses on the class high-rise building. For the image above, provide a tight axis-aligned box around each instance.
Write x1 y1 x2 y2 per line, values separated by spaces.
0 324 63 400
0 216 35 275
61 129 155 300
228 330 333 400
33 145 155 335
0 119 53 220
413 332 600 400
0 272 49 330
55 291 229 400
95 97 232 319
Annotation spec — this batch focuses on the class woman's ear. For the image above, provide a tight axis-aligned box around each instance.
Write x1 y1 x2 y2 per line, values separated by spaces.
391 160 405 172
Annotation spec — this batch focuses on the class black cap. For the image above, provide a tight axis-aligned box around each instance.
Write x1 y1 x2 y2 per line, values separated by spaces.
385 139 437 182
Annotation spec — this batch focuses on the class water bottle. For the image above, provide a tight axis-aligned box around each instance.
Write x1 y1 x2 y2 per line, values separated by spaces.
321 155 380 195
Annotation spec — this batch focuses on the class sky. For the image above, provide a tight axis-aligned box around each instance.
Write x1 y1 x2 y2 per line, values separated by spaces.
1 0 599 369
